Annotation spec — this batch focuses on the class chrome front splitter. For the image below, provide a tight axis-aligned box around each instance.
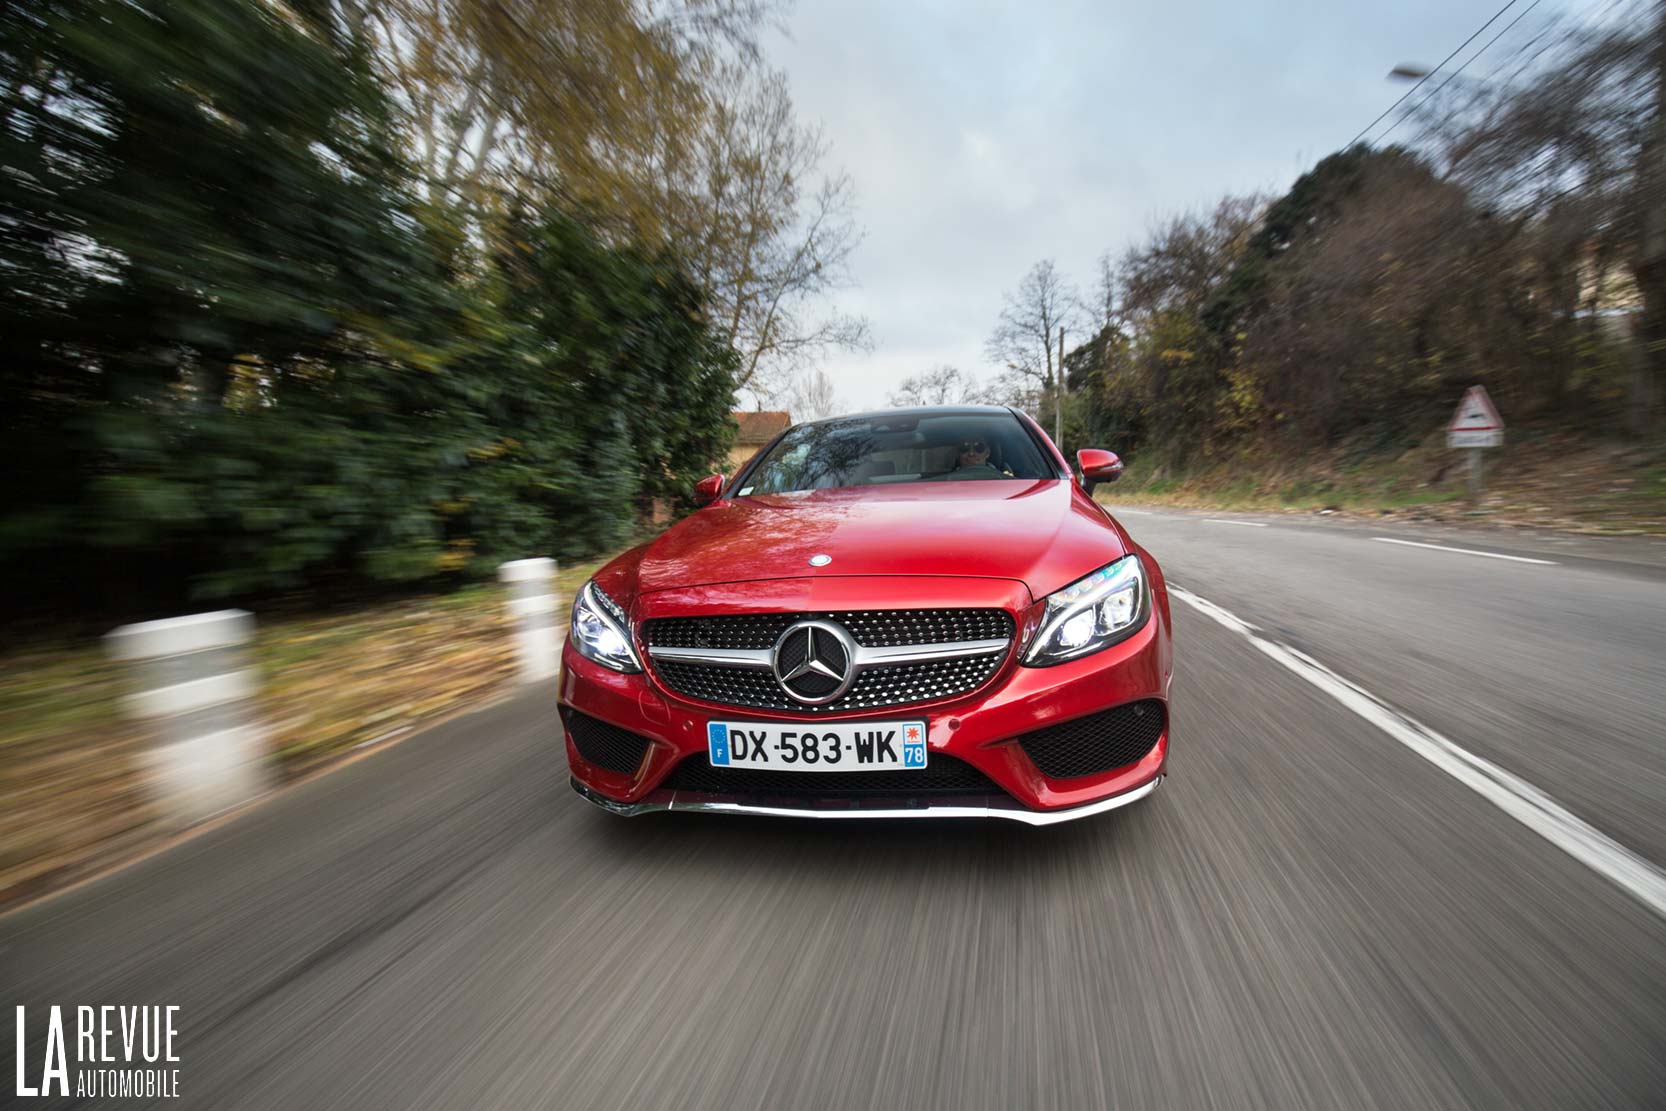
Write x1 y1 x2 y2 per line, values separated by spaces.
570 774 1161 826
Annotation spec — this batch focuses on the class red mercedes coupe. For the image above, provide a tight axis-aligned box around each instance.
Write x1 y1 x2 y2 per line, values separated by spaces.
558 406 1171 823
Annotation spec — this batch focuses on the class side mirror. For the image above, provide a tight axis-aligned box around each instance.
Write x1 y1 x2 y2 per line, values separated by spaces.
692 473 727 506
1076 449 1122 494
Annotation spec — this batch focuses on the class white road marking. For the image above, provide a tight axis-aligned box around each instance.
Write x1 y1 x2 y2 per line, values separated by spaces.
1203 518 1268 527
1109 508 1153 516
1171 585 1666 921
1371 537 1557 565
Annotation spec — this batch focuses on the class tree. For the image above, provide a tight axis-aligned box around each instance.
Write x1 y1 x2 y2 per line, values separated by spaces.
1092 249 1121 333
349 0 761 225
351 2 869 405
0 0 739 612
888 365 987 407
1119 195 1264 331
1434 16 1662 432
985 260 1079 434
1061 11 1659 468
2 0 437 601
1237 150 1477 439
785 368 842 420
491 209 739 550
674 71 870 403
1097 195 1264 453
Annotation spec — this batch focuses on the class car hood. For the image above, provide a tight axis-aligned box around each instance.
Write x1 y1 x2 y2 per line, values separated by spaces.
626 479 1128 599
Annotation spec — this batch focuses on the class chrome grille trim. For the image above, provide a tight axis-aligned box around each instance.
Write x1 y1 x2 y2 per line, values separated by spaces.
643 609 1014 650
645 638 1009 670
646 646 773 669
852 639 1009 665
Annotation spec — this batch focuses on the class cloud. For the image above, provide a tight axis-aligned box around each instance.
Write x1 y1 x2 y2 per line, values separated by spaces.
765 0 1524 411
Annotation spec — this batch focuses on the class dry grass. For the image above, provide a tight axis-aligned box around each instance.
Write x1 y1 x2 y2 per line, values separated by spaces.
0 555 613 908
1100 430 1666 535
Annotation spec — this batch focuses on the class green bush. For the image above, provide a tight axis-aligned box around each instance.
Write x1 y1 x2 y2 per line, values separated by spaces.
0 0 735 614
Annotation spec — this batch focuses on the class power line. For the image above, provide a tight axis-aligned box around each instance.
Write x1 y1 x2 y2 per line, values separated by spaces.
1486 10 1573 90
1418 9 1559 142
1492 0 1638 89
1418 0 1637 141
1405 0 1647 152
1377 0 1547 143
1346 0 1527 148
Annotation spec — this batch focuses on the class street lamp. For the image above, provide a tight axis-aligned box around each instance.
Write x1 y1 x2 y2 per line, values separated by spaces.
1388 62 1491 90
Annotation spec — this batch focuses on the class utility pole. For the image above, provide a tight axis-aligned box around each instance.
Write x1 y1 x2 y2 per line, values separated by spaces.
1056 325 1065 450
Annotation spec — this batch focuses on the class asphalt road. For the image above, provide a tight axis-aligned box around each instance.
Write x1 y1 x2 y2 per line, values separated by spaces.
7 509 1666 1110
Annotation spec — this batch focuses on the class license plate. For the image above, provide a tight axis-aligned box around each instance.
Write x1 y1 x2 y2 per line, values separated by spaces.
707 720 928 771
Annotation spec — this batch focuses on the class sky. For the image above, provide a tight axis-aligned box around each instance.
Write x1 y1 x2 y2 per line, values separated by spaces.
763 0 1586 412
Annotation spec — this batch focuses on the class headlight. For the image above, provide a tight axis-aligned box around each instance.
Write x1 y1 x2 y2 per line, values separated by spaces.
1022 555 1149 666
570 581 643 673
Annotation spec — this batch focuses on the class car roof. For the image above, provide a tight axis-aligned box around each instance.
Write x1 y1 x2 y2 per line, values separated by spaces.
794 405 1017 429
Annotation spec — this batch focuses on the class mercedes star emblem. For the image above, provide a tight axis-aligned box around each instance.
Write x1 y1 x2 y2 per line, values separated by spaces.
771 620 858 704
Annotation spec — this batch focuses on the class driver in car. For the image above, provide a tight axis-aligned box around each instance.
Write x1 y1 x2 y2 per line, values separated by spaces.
950 438 1004 478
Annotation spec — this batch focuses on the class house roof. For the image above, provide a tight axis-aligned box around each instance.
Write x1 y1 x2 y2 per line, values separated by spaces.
732 410 792 444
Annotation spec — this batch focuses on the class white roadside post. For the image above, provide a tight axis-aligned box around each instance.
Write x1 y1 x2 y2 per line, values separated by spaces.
104 610 271 827
1447 385 1505 500
499 557 561 683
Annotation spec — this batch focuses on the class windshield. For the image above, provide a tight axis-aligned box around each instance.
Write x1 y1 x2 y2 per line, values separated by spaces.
736 412 1055 496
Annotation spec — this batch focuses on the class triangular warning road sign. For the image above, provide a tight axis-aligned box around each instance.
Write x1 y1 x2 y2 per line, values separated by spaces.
1450 385 1503 431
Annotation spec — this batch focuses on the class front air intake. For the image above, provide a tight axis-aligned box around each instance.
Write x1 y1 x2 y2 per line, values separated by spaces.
563 709 652 776
1017 701 1166 779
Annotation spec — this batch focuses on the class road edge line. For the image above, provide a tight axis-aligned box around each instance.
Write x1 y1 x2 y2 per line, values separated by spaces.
1170 585 1666 921
1371 537 1557 565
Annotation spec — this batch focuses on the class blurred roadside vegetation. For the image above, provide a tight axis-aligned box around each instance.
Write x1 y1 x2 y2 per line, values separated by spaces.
960 6 1666 512
2 0 863 625
1067 137 1660 474
1098 428 1666 535
1 0 868 903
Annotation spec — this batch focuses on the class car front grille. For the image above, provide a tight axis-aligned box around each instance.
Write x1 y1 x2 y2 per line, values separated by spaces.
642 608 1014 714
1017 700 1166 779
662 754 1002 797
643 609 1013 650
563 709 652 775
652 653 1005 714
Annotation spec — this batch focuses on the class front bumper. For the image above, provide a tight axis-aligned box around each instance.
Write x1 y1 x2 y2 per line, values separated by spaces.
560 581 1171 818
570 772 1164 825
